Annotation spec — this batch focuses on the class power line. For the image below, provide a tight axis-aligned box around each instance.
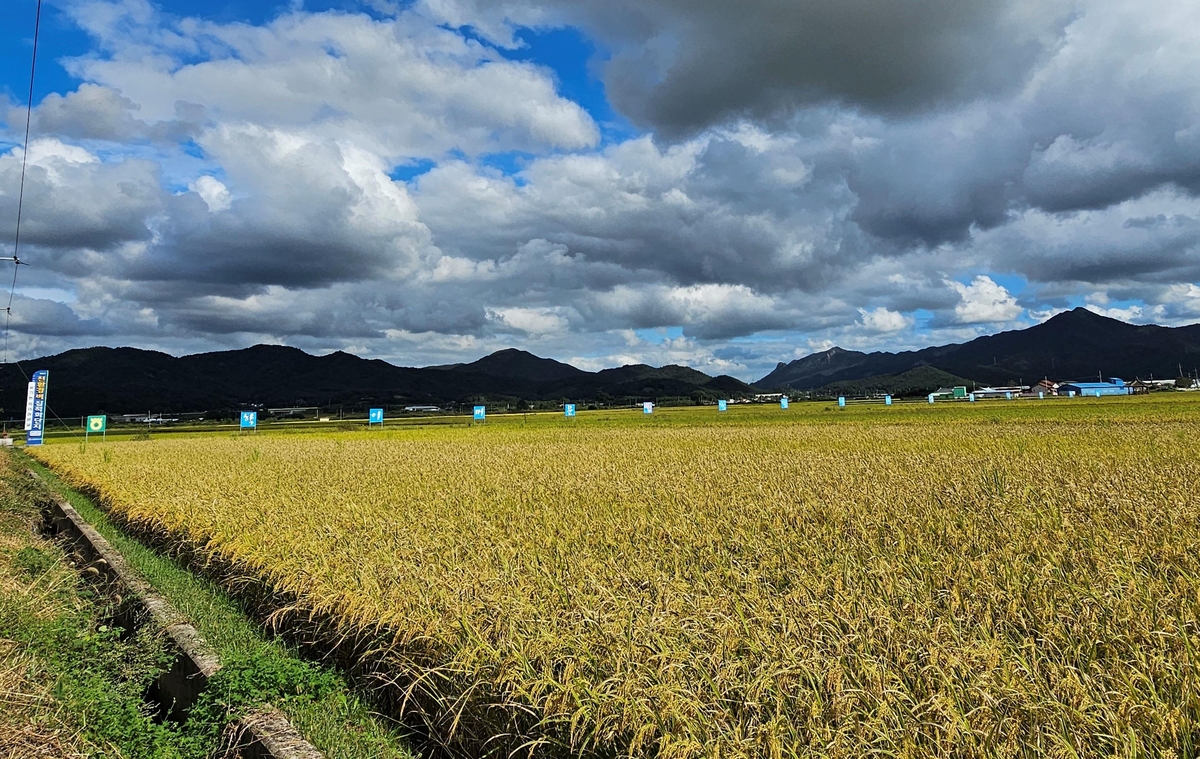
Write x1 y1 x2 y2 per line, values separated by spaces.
5 0 43 366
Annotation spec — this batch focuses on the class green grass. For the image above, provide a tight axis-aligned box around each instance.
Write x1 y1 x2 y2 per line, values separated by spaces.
0 453 187 756
19 450 417 759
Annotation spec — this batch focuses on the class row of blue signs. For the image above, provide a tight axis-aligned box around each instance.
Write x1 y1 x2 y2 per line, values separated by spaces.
232 389 1075 431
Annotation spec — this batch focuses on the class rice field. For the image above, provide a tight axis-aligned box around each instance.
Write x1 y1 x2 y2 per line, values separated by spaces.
28 396 1200 757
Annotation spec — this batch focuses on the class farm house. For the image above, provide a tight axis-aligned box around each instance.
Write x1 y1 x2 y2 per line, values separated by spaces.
1058 379 1134 397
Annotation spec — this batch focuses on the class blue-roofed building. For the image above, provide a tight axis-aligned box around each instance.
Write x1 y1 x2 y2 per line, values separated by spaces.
1057 379 1133 397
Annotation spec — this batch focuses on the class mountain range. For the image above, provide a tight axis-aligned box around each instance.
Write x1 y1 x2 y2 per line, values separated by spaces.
0 345 751 418
759 307 1200 390
0 307 1197 418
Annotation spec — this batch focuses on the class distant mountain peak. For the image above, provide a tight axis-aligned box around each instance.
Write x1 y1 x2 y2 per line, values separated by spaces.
759 310 1200 390
456 348 585 383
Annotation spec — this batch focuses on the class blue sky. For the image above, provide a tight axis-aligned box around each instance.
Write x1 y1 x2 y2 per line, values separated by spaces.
1 0 1199 380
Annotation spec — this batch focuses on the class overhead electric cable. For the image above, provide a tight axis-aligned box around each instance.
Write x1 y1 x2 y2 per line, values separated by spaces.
5 0 43 366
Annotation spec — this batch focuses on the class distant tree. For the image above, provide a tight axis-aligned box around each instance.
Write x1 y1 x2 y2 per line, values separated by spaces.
1176 376 1194 389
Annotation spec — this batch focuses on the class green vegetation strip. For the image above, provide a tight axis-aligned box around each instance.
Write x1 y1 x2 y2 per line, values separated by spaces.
21 451 415 759
0 452 187 756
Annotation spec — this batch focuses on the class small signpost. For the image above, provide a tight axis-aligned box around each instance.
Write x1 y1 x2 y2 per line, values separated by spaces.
1039 391 1045 400
1006 391 1013 400
23 381 34 432
86 415 106 443
564 403 576 418
25 370 48 446
642 402 654 415
718 399 727 412
780 396 789 410
1068 390 1076 398
885 395 892 406
240 411 257 431
838 396 846 408
369 408 384 425
928 394 935 404
969 393 976 402
473 405 486 421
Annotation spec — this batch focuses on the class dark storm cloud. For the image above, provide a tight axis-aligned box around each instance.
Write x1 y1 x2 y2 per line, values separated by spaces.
10 295 114 337
438 0 1072 134
0 144 163 251
594 0 1069 136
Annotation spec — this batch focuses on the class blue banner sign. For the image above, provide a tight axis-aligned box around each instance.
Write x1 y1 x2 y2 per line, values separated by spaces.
26 370 48 446
1039 391 1045 399
369 408 383 424
928 394 935 404
240 411 257 429
885 395 892 405
969 393 976 402
780 397 788 409
838 396 846 408
718 399 727 412
643 402 654 414
1006 392 1013 400
473 405 486 420
564 403 576 417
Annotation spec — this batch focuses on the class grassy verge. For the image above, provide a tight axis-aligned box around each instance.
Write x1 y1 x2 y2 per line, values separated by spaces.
19 450 417 759
0 449 188 756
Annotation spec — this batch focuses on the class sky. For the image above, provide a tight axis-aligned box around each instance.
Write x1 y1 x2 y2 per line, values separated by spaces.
1 0 1199 382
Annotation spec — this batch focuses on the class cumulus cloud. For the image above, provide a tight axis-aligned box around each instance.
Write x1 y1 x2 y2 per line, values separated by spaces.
188 175 230 212
858 307 913 333
61 0 599 159
950 276 1023 324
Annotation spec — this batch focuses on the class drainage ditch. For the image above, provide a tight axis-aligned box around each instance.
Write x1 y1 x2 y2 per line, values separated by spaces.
36 475 325 759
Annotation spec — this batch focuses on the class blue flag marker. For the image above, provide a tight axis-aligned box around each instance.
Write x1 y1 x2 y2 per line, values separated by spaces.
718 399 727 412
780 397 789 409
838 396 846 408
473 405 486 421
564 403 576 417
25 370 49 446
1006 392 1012 400
969 393 976 402
1039 391 1045 399
885 395 892 406
240 411 257 429
643 402 654 414
24 372 48 444
928 394 935 404
369 408 383 424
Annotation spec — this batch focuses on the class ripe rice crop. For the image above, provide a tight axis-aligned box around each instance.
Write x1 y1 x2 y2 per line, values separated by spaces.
29 397 1200 757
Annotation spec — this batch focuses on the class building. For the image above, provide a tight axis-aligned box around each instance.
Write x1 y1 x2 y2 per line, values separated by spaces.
973 386 1028 399
1129 378 1180 392
1057 379 1133 397
1031 379 1058 396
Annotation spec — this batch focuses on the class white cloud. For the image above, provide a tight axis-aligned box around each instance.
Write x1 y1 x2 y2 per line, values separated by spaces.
486 306 571 335
949 276 1023 324
857 306 913 333
63 2 599 159
188 175 231 212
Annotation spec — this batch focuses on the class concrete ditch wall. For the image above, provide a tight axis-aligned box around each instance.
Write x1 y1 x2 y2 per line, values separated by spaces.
35 476 324 759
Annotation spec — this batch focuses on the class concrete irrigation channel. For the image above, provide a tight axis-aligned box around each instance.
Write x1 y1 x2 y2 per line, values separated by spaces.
31 470 325 759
